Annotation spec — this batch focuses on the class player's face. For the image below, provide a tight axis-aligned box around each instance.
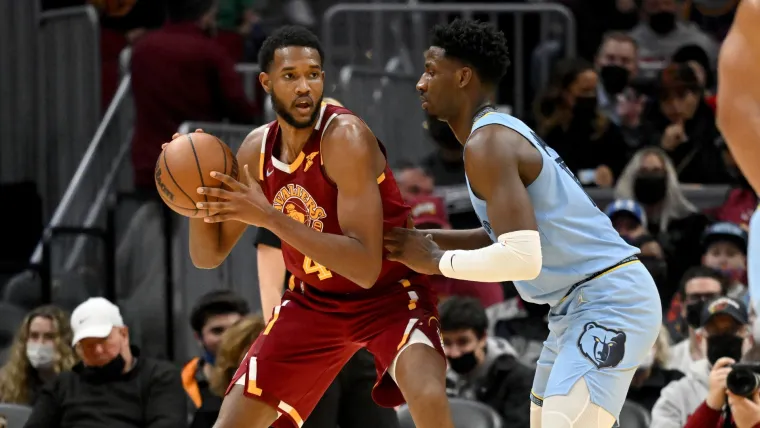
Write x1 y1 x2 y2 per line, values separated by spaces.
261 47 325 129
417 47 465 121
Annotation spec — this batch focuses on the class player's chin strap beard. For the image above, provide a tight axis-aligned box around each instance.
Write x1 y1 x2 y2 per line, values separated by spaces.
472 104 497 124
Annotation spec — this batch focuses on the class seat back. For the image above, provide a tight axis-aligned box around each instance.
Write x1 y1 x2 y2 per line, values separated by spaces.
397 398 504 428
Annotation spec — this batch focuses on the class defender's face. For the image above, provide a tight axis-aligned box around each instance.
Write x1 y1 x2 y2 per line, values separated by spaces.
261 47 325 128
417 47 460 120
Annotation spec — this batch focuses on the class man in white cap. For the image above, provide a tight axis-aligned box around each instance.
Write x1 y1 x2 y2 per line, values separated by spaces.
24 298 187 428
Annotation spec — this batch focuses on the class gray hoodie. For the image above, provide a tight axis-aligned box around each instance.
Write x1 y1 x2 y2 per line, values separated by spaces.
650 359 711 428
446 336 517 399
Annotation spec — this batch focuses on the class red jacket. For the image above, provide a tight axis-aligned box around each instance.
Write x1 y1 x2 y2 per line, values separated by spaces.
685 401 760 428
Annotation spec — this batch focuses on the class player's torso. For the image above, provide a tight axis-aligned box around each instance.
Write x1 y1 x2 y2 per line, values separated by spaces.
258 103 412 293
465 112 638 306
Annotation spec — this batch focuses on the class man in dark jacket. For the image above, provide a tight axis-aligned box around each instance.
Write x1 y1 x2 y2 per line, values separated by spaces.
24 298 187 428
440 297 535 427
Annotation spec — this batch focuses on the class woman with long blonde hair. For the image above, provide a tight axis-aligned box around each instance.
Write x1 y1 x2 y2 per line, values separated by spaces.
0 305 78 405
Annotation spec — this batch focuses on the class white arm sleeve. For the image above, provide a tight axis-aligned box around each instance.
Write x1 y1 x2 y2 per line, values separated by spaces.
438 230 542 283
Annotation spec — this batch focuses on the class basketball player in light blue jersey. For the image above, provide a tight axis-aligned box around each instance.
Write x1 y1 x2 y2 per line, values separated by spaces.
717 0 760 324
383 19 661 428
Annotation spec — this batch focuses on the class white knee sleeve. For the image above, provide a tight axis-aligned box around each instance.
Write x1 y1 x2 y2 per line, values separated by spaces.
533 379 616 428
388 329 435 384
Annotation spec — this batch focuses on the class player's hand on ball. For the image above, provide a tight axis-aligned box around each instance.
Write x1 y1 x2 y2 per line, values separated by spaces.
384 228 443 275
163 129 205 150
196 164 273 226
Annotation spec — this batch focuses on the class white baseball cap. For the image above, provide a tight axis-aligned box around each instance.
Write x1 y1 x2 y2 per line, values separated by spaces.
70 297 125 345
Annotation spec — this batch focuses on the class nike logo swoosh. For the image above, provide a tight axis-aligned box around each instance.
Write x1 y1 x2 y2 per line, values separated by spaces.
266 168 274 177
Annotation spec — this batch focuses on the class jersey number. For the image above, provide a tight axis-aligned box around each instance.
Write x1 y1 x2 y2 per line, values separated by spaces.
530 131 597 208
303 257 333 280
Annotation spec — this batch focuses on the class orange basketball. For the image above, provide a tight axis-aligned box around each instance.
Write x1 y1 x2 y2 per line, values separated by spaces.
155 132 238 218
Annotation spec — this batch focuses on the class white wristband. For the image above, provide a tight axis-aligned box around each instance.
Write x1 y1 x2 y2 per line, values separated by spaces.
438 230 542 283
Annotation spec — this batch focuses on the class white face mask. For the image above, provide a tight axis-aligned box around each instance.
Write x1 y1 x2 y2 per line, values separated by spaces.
26 342 56 369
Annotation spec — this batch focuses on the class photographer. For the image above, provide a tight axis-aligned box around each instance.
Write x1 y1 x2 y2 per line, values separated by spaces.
678 297 754 427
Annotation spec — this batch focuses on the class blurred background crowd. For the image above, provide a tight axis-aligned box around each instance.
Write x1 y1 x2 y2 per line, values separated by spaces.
0 0 757 427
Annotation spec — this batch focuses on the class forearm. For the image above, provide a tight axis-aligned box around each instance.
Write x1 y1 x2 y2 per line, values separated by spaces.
188 219 246 269
265 211 381 288
718 103 760 193
426 227 493 250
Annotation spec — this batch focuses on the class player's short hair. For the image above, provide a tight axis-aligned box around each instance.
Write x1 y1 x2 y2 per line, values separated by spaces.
166 0 215 23
439 297 489 338
431 18 510 86
190 290 250 333
678 266 729 297
259 25 325 72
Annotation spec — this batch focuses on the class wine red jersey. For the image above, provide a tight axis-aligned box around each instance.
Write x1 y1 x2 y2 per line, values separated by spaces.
257 103 413 293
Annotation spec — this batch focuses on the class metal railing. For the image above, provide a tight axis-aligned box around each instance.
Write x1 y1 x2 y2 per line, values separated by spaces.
322 2 576 148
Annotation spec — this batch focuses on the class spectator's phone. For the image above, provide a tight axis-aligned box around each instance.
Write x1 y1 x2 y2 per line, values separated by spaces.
578 169 596 185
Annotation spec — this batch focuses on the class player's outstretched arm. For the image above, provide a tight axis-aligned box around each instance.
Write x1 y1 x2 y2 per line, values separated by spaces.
385 126 542 282
188 126 266 269
717 0 760 193
265 116 386 289
433 126 542 282
424 227 493 251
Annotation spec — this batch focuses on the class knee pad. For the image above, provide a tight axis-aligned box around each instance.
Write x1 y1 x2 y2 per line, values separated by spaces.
538 378 616 428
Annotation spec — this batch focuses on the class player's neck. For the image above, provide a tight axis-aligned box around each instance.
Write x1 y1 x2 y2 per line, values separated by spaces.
277 119 315 161
447 97 492 145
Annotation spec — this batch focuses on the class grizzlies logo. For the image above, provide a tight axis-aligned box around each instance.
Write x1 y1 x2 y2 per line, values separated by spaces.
577 322 626 369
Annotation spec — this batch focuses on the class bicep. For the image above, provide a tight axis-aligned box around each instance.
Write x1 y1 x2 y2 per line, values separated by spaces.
465 131 538 237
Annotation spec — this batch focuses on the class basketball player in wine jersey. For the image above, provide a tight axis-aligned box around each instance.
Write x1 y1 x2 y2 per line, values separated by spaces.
186 26 454 428
717 0 760 326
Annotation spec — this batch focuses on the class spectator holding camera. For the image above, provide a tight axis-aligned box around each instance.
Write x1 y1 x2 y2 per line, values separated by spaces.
652 296 752 428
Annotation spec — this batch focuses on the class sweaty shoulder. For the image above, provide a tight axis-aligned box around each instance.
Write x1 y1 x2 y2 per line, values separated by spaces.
321 115 385 182
236 124 269 183
465 124 542 186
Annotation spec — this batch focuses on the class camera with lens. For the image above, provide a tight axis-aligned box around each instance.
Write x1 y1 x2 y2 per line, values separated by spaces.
727 363 760 397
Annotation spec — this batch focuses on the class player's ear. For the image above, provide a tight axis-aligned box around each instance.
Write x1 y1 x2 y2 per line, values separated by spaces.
259 72 271 94
457 67 473 89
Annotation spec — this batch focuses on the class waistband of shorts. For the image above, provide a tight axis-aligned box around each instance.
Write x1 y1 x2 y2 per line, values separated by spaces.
559 255 640 303
290 275 429 301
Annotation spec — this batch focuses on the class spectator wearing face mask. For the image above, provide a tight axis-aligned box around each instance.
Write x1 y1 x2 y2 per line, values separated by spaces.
702 222 749 301
440 297 534 428
681 296 755 427
615 146 710 286
0 306 77 405
24 298 187 428
534 58 629 188
626 326 685 412
667 267 729 372
184 290 250 423
647 62 729 184
630 0 719 82
652 296 753 428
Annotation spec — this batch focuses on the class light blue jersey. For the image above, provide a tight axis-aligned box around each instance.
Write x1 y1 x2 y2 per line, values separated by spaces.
466 112 639 306
465 111 661 423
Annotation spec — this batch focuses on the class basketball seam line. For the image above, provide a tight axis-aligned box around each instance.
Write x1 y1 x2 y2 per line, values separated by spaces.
162 149 199 215
187 133 210 217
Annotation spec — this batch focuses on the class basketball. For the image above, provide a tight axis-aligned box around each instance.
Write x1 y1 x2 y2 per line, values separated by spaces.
155 132 238 218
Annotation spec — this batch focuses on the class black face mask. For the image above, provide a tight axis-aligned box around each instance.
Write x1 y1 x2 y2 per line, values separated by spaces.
685 301 705 329
427 114 461 150
572 96 598 123
706 333 744 365
640 256 668 288
649 12 677 35
448 351 479 374
600 66 630 96
81 353 127 381
634 172 668 205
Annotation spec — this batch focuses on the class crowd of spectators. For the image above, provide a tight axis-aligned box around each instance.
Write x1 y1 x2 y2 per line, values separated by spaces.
1 0 758 427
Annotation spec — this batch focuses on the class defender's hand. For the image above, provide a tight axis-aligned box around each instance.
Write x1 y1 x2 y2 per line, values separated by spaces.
197 164 273 226
706 357 735 410
384 227 443 275
728 390 760 428
162 129 205 150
